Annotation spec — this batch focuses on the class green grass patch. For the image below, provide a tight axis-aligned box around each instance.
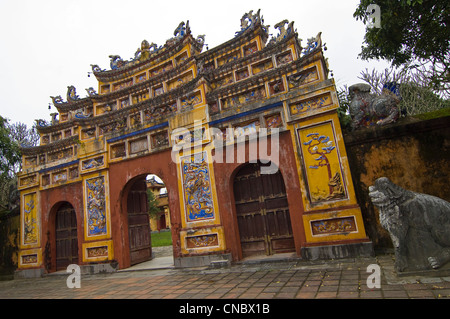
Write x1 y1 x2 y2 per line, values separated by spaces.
413 107 450 121
151 231 172 247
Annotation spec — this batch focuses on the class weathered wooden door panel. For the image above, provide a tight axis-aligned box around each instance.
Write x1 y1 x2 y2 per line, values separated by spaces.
235 201 260 214
55 203 78 271
266 209 295 254
128 179 152 266
271 237 296 253
264 196 288 210
234 162 295 257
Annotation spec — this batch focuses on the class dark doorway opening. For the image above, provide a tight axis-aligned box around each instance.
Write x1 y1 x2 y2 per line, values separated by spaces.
127 179 152 266
55 202 78 271
233 162 295 258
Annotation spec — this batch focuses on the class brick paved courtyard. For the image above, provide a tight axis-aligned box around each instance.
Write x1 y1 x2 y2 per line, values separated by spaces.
1 254 450 300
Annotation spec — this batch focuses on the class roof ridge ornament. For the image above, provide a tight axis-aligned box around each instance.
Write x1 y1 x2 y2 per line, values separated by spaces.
35 119 50 128
235 9 261 37
267 19 295 45
165 20 191 46
50 95 65 106
91 64 104 72
109 55 125 70
73 108 93 119
302 32 324 56
134 40 161 62
174 20 190 38
196 34 206 47
92 20 195 72
86 87 98 97
67 85 80 102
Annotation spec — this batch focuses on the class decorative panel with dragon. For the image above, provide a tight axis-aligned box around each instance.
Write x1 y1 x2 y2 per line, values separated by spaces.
298 121 347 204
84 175 108 238
180 151 216 223
22 192 38 246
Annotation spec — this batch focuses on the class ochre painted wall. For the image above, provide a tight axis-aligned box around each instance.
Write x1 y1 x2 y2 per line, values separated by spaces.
344 116 450 249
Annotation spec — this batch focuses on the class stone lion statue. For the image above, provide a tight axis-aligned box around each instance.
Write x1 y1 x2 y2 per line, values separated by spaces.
349 83 400 130
369 177 450 272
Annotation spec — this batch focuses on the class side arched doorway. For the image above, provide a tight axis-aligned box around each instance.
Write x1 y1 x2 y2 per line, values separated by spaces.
233 162 295 258
127 178 152 266
55 202 78 271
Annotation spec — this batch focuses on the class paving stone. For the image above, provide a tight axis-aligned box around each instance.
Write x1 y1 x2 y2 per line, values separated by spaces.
382 290 408 298
0 254 447 300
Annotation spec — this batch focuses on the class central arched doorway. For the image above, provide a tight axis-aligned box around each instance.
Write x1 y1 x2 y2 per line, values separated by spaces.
233 162 295 258
55 202 78 271
127 178 152 266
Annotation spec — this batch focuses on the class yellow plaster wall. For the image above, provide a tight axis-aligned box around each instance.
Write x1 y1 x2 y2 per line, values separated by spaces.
78 137 105 155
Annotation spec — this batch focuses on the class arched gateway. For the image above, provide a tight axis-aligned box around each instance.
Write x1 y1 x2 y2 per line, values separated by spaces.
17 10 372 276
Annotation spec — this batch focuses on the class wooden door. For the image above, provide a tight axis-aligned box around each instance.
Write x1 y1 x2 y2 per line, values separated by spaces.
234 162 295 258
127 179 152 265
55 203 78 271
157 213 167 231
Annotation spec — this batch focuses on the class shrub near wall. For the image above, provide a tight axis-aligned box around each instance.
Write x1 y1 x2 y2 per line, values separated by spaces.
344 116 450 250
0 211 19 279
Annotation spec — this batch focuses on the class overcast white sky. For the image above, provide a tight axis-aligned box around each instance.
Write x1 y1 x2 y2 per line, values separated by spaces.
0 0 390 128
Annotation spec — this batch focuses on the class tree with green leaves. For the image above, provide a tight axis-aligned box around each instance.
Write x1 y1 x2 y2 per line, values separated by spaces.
0 116 21 181
0 116 21 214
354 0 449 97
147 189 162 221
0 116 39 215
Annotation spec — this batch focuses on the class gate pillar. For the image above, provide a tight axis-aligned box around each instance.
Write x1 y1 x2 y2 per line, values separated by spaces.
287 86 373 259
171 109 230 267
